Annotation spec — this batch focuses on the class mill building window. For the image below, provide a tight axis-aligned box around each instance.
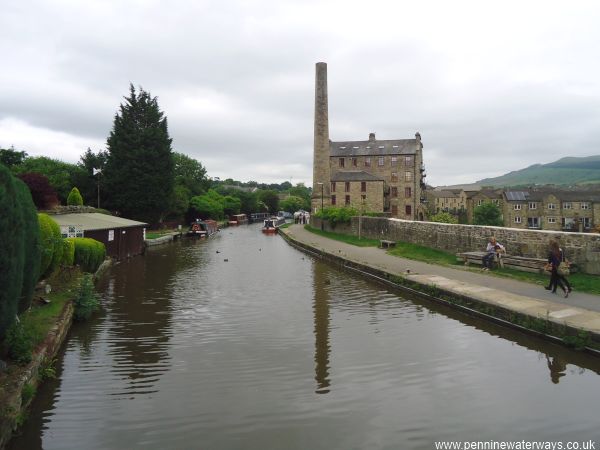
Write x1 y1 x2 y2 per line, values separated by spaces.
345 182 350 192
391 156 398 166
405 187 412 198
404 156 413 166
365 157 371 167
405 205 412 216
331 195 336 205
339 158 345 168
361 182 366 192
345 195 350 206
352 157 358 167
405 171 412 182
391 187 398 198
391 172 398 182
378 156 385 166
331 182 336 192
391 205 398 216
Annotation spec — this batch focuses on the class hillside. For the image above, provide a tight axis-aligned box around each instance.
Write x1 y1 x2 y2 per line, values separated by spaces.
475 155 600 187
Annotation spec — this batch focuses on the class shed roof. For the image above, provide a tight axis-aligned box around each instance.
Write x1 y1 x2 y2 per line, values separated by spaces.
331 171 384 182
50 213 148 231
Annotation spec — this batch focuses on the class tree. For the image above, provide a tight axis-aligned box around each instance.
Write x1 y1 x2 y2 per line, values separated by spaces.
104 84 174 223
173 152 210 197
258 190 279 213
18 172 59 209
429 211 458 224
222 196 241 216
75 148 108 208
13 156 84 202
287 183 312 210
0 146 27 168
280 195 305 213
189 191 224 220
473 202 503 226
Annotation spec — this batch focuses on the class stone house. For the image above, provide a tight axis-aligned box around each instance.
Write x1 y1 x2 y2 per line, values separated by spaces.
502 188 600 231
465 188 504 223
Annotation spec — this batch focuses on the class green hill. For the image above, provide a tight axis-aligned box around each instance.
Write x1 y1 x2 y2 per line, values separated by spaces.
476 156 600 187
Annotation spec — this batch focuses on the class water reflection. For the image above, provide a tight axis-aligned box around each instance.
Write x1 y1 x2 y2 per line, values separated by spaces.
313 263 331 394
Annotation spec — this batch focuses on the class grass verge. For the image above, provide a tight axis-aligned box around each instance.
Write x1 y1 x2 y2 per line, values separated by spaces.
304 225 379 247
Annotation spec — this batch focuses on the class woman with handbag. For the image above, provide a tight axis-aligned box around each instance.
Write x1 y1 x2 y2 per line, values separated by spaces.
545 240 571 298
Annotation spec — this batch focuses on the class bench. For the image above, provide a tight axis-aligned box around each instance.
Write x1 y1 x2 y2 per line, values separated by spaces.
380 239 396 249
456 251 550 273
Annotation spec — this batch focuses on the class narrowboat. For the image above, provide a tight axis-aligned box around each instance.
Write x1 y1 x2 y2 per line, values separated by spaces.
188 219 219 238
262 216 286 233
228 214 248 226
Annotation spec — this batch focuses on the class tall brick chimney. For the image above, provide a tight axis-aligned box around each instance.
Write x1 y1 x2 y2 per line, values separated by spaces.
312 62 331 213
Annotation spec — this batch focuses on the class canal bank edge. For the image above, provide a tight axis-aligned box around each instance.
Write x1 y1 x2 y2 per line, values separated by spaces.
0 259 114 450
279 228 600 354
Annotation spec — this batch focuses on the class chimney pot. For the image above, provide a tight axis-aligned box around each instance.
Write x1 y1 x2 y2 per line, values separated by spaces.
369 132 376 141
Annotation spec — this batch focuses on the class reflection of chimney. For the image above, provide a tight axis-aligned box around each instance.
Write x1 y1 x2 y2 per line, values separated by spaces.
312 62 331 211
369 132 376 142
313 264 331 394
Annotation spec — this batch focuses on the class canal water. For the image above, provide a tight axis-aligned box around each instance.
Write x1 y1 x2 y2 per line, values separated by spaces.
10 224 600 449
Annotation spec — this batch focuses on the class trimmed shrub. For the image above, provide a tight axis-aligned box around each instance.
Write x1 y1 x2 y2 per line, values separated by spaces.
0 164 24 339
38 213 63 278
67 187 84 206
63 238 75 266
315 206 359 227
73 274 100 321
70 237 106 273
15 179 41 312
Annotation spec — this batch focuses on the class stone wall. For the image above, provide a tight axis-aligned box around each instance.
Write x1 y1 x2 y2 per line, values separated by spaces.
357 217 600 274
312 216 600 274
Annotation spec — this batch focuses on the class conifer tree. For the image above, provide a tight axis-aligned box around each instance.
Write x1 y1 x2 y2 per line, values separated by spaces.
104 84 174 223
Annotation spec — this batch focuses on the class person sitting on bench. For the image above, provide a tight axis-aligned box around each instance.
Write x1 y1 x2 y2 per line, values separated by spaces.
482 237 505 271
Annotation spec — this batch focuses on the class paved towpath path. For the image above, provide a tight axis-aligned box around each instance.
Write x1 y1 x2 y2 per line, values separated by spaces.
282 225 600 334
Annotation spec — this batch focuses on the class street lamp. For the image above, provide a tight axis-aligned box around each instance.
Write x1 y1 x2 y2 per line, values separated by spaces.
317 182 324 230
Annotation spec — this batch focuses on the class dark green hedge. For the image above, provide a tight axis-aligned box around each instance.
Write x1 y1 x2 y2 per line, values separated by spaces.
0 164 24 339
67 237 106 273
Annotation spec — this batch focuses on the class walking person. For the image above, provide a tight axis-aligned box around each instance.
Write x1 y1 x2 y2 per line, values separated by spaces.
545 240 571 298
481 237 505 271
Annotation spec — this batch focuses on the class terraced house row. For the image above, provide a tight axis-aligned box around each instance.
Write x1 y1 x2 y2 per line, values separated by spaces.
428 187 600 231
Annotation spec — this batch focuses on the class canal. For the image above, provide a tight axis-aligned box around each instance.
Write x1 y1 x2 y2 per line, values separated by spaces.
10 224 600 449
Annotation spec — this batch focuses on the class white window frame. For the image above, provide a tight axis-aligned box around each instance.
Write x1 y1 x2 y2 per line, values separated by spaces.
547 217 557 224
528 202 537 210
563 202 572 210
581 202 590 210
378 156 385 166
405 171 412 182
547 203 556 210
514 216 522 224
514 204 522 210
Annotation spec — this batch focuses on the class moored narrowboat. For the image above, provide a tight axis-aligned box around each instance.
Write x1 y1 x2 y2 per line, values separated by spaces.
262 216 286 233
228 214 248 226
188 219 219 238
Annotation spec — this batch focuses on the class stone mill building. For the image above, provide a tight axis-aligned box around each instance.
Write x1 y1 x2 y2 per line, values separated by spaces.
311 62 427 220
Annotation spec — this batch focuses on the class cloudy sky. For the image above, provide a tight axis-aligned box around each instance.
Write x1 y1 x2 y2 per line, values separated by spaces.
2 0 600 186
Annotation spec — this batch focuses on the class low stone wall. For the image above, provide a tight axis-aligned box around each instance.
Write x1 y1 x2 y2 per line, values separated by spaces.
359 217 600 274
311 216 600 274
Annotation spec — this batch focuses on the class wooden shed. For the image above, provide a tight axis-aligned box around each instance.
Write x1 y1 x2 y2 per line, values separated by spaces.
51 213 148 260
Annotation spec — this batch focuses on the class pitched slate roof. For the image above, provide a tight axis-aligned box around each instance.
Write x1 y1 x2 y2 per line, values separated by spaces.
50 213 147 231
330 138 418 157
331 171 384 182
